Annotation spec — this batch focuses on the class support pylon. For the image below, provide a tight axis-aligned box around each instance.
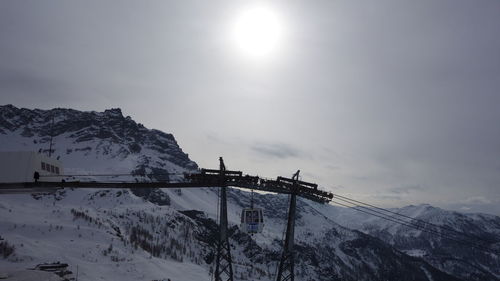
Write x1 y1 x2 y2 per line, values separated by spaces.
214 157 234 281
276 170 300 281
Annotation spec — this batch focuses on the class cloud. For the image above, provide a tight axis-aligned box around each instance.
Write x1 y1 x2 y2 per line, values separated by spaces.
0 68 70 102
388 184 427 195
205 132 232 145
369 185 428 202
250 142 305 159
460 196 493 205
1 0 500 215
325 164 341 171
444 197 500 215
372 194 403 201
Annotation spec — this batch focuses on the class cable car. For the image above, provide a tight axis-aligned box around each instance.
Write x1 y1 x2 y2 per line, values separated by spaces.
240 190 264 234
240 208 264 234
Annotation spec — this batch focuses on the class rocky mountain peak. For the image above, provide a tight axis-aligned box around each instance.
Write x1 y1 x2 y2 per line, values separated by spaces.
0 104 198 176
103 108 123 116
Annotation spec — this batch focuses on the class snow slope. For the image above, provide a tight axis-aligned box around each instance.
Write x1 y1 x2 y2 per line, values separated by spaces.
0 190 211 281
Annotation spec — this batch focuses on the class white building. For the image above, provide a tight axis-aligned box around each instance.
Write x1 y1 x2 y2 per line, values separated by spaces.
0 151 64 183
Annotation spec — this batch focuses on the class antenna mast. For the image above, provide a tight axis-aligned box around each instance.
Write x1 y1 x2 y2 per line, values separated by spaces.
48 113 55 157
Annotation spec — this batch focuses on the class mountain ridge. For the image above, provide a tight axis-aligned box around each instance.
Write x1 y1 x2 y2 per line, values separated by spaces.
0 104 197 180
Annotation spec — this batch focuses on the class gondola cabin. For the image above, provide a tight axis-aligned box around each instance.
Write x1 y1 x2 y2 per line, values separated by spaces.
240 208 264 234
0 151 64 182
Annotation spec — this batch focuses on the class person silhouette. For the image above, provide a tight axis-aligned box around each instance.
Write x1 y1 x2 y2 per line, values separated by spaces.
33 171 40 183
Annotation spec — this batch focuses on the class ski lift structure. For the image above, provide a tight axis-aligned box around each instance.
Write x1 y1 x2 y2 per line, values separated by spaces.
1 157 334 281
240 190 264 234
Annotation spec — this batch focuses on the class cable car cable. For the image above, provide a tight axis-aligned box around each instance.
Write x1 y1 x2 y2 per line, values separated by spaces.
331 196 496 253
330 198 499 255
330 198 497 254
331 193 498 245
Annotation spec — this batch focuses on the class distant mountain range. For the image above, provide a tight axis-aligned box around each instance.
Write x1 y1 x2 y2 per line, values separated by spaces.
0 104 498 281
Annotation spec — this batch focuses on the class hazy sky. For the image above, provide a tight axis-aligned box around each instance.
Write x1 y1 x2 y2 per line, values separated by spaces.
1 0 499 215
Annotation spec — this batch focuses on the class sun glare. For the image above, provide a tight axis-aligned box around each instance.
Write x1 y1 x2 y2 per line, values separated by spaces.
231 5 284 59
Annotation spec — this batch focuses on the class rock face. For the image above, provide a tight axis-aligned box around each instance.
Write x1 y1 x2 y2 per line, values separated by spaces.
0 104 198 179
0 104 498 281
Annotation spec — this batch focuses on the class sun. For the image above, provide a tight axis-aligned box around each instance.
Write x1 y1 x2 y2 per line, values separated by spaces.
230 5 284 59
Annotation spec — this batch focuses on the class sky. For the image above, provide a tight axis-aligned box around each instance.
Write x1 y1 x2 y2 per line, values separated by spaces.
1 0 499 215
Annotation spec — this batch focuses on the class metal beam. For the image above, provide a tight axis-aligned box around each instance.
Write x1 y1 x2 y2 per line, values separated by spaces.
0 166 334 203
0 181 218 190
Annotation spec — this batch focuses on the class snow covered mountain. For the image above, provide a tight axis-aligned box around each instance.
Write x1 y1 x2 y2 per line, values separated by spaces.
316 203 500 281
0 104 197 179
0 105 498 281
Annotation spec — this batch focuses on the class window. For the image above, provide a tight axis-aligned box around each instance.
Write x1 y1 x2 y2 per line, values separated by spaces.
41 162 46 170
50 165 55 173
55 167 60 174
253 210 259 223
